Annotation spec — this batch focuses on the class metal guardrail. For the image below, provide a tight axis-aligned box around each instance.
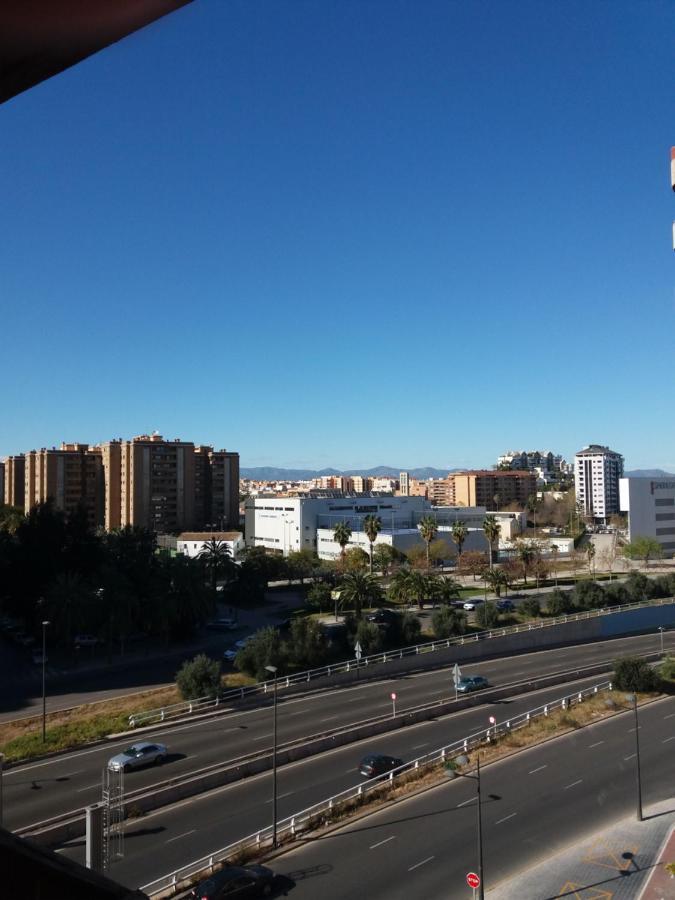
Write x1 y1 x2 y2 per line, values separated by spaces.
141 679 615 896
128 595 673 729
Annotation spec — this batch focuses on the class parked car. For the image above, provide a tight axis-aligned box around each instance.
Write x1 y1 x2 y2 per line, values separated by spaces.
235 636 253 650
496 599 515 612
456 675 489 693
188 864 276 899
358 753 404 778
74 634 99 647
463 599 484 611
365 609 400 626
206 618 238 632
108 742 167 771
223 648 238 662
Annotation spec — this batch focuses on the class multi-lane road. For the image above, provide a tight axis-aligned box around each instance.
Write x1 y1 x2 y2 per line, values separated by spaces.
268 695 675 900
5 631 671 836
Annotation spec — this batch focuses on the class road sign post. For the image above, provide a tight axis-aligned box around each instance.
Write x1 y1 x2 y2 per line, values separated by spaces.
453 663 461 701
488 715 496 738
467 871 480 897
391 691 397 718
354 641 362 680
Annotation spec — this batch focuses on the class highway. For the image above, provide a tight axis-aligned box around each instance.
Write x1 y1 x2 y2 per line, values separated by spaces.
260 696 675 900
4 630 673 835
55 677 672 890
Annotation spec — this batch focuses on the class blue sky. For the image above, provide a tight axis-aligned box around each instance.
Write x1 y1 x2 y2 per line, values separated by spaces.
2 0 674 471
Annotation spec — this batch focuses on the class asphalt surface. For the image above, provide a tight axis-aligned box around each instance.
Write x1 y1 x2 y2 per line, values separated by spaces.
5 630 671 835
54 676 675 891
262 696 675 900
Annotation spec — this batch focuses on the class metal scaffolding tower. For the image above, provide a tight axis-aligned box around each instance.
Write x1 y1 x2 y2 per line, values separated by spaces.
101 766 125 870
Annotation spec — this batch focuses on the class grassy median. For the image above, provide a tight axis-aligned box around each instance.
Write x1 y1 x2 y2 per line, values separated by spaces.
0 672 253 764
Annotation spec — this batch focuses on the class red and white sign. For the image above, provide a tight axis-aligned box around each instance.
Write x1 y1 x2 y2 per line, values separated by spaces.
466 872 481 889
391 692 397 700
488 716 496 725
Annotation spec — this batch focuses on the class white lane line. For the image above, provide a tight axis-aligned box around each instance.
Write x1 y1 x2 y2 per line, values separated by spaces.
662 736 675 743
457 797 476 807
528 765 547 775
320 716 339 722
624 753 636 761
266 791 293 802
370 835 396 850
165 829 195 844
412 743 429 750
76 783 101 793
564 779 583 790
588 741 604 748
664 713 675 720
495 813 517 825
252 735 269 741
408 855 435 871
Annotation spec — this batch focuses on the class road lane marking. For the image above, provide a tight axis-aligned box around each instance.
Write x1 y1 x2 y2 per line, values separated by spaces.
664 713 675 720
624 753 636 761
662 736 675 743
564 779 583 790
412 743 429 749
457 797 476 807
495 813 517 825
529 765 547 775
266 791 293 802
370 836 396 849
408 856 434 871
165 829 195 843
588 741 604 748
76 783 101 793
320 716 339 722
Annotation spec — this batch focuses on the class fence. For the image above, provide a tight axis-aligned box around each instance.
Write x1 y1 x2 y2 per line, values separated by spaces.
128 595 673 728
140 679 614 896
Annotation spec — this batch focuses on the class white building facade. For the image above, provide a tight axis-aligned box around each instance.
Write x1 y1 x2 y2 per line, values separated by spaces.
176 531 245 559
619 477 675 557
574 444 624 524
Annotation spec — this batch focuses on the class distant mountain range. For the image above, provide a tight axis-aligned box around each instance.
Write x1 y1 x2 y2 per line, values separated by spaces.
240 465 461 481
625 469 675 478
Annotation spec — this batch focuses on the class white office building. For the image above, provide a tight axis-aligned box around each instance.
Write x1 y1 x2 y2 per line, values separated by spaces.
176 531 245 560
245 492 521 561
574 445 624 524
620 477 675 557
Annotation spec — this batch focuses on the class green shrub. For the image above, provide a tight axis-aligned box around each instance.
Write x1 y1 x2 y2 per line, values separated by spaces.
235 627 284 681
176 653 222 700
547 589 574 616
475 601 499 629
613 656 659 692
431 606 466 639
520 597 541 618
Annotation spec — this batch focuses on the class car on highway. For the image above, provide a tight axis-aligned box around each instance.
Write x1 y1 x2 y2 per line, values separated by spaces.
74 634 99 647
206 617 238 632
188 864 276 899
496 599 515 612
456 675 489 693
358 753 404 778
462 599 484 611
108 741 167 771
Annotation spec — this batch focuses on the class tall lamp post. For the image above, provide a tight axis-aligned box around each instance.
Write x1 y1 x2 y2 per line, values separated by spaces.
658 626 665 656
627 693 643 821
265 664 278 848
456 751 499 900
41 620 50 742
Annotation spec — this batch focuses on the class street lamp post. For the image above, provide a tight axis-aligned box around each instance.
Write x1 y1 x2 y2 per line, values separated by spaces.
628 693 643 822
265 664 278 848
41 620 50 742
476 753 485 900
658 626 665 656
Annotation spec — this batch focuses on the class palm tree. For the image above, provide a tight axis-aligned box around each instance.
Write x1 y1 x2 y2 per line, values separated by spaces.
388 567 412 605
516 540 536 586
362 514 382 575
482 515 501 570
484 567 508 598
550 543 560 587
586 541 596 578
436 576 461 605
406 570 431 608
332 521 352 567
338 572 382 619
198 538 233 605
451 520 468 557
417 516 438 571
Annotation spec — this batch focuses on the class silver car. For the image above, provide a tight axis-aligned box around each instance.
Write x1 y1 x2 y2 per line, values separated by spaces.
108 741 167 771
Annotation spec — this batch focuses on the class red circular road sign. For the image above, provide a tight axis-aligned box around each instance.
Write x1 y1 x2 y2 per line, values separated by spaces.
391 692 397 700
466 872 480 889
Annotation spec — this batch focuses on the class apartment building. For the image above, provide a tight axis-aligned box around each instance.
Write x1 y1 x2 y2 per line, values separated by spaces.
575 444 624 524
4 455 25 508
0 462 4 506
446 470 537 508
23 444 104 527
620 477 675 557
497 450 567 473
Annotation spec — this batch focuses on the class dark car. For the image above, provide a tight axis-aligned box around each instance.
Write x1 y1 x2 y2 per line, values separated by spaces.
496 599 515 612
365 609 400 626
358 753 404 778
456 675 489 694
188 864 275 899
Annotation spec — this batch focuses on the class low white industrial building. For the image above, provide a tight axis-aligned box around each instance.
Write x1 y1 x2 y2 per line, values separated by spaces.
620 477 675 557
245 492 523 561
176 531 245 560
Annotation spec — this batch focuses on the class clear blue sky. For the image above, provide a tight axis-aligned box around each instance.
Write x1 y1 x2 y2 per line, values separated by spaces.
2 1 674 472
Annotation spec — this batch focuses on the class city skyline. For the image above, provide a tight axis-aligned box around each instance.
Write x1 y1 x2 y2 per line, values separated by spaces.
2 1 674 470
